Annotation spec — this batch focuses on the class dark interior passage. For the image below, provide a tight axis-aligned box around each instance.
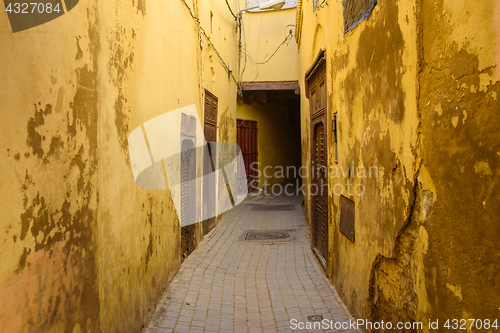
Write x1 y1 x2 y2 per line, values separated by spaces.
237 88 301 193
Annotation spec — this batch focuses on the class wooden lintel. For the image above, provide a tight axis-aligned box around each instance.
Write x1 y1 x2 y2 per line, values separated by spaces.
242 81 299 92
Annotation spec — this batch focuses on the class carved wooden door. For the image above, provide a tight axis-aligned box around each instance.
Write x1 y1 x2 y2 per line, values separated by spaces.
203 90 217 235
307 53 329 269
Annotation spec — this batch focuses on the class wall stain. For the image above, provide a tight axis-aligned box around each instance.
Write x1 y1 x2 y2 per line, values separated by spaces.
419 17 500 322
76 36 83 61
326 0 418 320
355 0 406 124
109 24 135 161
26 103 52 160
4 5 103 333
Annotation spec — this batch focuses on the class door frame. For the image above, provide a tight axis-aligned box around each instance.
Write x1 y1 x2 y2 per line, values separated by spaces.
203 90 218 235
180 114 197 260
305 49 329 274
237 119 259 193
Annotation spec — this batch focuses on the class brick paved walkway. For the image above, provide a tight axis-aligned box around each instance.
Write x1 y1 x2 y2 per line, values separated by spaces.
144 194 360 333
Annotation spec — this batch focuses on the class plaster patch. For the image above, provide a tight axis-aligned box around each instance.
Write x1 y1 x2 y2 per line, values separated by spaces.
444 0 496 71
474 161 493 176
418 226 429 253
462 110 468 124
72 323 81 333
446 283 463 301
495 0 500 81
451 116 459 128
480 73 493 91
434 103 443 116
419 166 437 195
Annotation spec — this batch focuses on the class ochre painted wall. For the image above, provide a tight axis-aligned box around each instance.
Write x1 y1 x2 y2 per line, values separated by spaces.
415 0 500 328
0 0 239 332
297 0 499 328
237 0 299 83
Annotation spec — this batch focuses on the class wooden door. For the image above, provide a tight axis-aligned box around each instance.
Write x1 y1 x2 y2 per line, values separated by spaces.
203 90 218 235
237 119 258 192
306 53 329 269
312 122 328 265
180 114 197 260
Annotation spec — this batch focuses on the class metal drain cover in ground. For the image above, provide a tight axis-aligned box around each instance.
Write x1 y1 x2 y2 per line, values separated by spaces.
308 315 324 322
245 230 291 241
251 205 295 211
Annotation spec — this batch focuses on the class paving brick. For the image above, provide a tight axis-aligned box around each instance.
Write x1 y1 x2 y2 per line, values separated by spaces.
172 323 189 333
144 194 360 332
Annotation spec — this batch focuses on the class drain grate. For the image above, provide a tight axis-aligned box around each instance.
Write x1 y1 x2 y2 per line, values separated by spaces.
308 315 324 322
245 230 291 241
251 205 295 211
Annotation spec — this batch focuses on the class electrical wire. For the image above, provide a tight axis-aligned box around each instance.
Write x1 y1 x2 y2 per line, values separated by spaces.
238 18 294 92
225 0 237 19
180 0 238 85
242 30 293 65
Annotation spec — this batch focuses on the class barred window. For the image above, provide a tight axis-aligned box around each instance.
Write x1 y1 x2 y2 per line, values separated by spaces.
343 0 377 33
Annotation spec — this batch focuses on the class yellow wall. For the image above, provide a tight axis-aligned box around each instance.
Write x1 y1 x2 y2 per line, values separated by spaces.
0 0 239 332
235 1 301 191
237 0 299 82
297 0 499 326
417 0 500 328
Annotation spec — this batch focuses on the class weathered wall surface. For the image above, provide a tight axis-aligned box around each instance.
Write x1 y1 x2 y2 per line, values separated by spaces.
0 3 103 331
297 0 420 320
413 0 500 328
297 0 500 329
237 0 299 83
237 101 301 188
0 0 239 332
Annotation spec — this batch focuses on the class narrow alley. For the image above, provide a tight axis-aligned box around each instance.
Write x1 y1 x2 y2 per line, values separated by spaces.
1 0 499 332
145 194 358 333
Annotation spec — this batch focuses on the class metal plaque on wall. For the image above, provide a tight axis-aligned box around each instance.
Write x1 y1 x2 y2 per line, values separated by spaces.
339 196 355 242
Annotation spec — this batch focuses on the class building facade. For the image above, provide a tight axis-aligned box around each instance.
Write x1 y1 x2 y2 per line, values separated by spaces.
0 0 239 332
296 0 500 328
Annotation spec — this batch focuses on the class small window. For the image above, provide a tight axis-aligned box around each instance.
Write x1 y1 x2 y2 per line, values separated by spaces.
343 0 377 33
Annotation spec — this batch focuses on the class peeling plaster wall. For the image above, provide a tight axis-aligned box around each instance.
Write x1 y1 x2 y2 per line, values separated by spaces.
297 0 500 328
0 0 238 332
0 3 102 332
416 0 500 328
298 0 420 320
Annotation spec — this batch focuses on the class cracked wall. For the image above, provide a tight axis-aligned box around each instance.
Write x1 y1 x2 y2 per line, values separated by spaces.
298 0 420 320
297 0 499 329
416 0 500 329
